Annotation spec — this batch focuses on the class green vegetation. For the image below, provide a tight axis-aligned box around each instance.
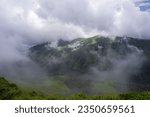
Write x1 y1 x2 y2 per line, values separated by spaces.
91 81 117 95
0 77 150 100
0 77 21 99
41 75 71 95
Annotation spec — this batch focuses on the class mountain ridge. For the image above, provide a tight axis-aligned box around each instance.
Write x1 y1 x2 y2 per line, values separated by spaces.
28 36 150 94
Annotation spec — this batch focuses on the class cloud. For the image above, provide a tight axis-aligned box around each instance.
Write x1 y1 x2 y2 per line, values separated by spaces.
36 0 150 38
0 0 150 50
0 0 150 81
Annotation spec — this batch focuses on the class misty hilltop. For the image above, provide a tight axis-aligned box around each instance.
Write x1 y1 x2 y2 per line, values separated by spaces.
28 36 150 94
29 36 144 73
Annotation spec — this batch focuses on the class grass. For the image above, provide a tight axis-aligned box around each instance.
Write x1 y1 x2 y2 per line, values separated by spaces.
1 76 150 100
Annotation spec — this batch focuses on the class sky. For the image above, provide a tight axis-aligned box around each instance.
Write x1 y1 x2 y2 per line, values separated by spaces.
0 0 150 63
135 0 150 11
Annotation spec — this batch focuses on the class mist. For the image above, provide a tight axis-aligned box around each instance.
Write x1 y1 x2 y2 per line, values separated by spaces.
89 47 145 94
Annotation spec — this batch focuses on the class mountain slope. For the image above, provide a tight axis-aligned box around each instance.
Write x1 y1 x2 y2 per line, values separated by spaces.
28 36 150 94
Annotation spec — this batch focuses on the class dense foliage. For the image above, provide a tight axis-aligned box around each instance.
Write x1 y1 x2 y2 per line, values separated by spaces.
0 77 21 99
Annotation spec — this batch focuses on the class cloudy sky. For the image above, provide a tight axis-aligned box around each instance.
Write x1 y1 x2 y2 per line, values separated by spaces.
0 0 150 62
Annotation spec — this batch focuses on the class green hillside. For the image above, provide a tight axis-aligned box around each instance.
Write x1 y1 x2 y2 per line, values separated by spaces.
1 76 150 100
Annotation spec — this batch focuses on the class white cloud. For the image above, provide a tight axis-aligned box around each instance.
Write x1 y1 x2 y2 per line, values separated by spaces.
0 0 150 63
36 0 150 38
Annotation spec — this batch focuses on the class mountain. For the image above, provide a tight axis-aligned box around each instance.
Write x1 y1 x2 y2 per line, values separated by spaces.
28 36 150 94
